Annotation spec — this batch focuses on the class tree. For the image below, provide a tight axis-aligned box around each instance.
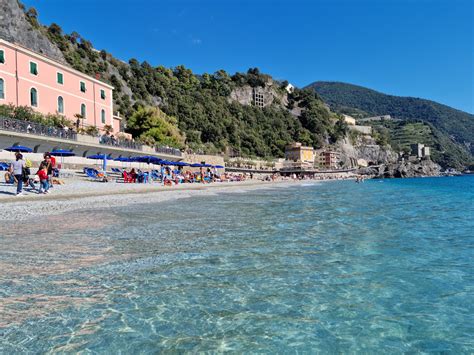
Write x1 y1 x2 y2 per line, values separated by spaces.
127 106 185 148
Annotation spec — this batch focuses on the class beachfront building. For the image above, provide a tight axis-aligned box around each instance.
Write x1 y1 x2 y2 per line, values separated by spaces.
0 38 119 133
343 114 356 125
318 150 340 169
284 142 315 169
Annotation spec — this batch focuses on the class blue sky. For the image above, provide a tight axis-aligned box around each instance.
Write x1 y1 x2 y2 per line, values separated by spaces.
22 0 473 113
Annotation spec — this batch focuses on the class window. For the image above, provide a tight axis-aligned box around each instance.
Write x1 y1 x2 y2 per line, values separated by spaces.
57 72 63 85
80 81 86 93
30 88 38 107
80 103 86 118
57 96 64 113
0 79 4 99
100 89 106 100
30 62 38 75
0 50 4 64
101 109 106 124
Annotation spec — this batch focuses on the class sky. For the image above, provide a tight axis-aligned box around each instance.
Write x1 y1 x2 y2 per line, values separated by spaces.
22 0 473 113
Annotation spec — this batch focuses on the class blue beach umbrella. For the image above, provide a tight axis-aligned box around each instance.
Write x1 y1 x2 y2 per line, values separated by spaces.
51 149 75 167
51 149 75 157
87 154 110 172
174 162 189 167
4 145 33 153
190 163 203 168
214 165 225 169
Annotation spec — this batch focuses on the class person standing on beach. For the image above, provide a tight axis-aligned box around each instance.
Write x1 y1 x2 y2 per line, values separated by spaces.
41 153 54 189
37 165 50 194
9 153 26 196
22 155 36 191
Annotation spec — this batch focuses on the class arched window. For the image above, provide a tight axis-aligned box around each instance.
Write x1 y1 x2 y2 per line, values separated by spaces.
30 88 38 107
101 109 106 124
57 96 64 113
80 103 86 118
0 78 4 99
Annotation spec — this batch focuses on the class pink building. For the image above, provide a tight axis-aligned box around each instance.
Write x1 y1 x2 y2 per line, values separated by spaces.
0 38 120 133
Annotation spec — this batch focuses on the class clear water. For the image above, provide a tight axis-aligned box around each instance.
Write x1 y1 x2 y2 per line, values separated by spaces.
1 176 473 353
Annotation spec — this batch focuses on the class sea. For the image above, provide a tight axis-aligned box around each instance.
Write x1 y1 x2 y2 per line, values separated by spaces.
0 176 473 353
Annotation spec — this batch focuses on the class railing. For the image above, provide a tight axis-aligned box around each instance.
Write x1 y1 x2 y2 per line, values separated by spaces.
0 116 77 141
99 135 143 150
155 146 182 157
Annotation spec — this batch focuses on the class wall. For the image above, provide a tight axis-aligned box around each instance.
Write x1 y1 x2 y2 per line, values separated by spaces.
183 153 225 166
0 39 115 132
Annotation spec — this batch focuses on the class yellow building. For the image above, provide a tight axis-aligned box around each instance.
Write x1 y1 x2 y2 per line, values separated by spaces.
343 114 356 125
285 142 315 168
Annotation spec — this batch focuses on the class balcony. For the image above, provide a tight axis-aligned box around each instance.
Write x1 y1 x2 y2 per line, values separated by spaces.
0 116 77 141
99 134 143 151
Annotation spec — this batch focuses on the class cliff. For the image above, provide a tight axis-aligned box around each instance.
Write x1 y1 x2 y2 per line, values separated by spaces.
0 0 65 62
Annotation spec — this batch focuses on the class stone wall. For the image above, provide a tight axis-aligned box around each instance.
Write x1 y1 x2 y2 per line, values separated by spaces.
183 153 225 166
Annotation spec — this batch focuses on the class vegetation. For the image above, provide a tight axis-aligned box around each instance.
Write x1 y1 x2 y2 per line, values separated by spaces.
0 104 73 128
309 81 474 168
127 106 185 148
19 7 346 158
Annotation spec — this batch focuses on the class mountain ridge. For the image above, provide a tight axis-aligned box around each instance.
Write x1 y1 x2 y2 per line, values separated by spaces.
307 81 473 168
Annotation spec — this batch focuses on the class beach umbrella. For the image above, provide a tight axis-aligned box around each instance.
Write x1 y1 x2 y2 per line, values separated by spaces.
190 163 203 168
174 161 189 167
214 165 225 169
51 149 75 167
160 160 175 165
87 154 109 172
138 156 162 165
4 145 33 153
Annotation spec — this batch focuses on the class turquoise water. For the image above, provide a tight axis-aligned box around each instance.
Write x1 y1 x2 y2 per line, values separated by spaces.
1 176 473 353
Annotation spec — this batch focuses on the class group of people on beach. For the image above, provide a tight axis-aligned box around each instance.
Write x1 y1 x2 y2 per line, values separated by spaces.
6 152 56 196
120 166 246 185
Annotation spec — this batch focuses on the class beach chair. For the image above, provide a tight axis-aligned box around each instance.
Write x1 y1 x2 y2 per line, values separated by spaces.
85 168 99 180
122 171 136 183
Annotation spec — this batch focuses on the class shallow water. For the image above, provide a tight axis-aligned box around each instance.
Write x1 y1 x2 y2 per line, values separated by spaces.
1 176 473 352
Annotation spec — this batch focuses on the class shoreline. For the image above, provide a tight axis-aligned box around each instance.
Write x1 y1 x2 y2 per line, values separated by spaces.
0 179 312 222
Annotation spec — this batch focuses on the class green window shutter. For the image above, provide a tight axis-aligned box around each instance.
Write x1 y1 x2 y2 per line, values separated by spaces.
101 110 106 124
57 72 63 84
0 79 4 99
80 82 86 92
30 62 38 75
0 50 4 64
58 96 64 113
30 88 38 106
101 89 106 99
81 103 86 118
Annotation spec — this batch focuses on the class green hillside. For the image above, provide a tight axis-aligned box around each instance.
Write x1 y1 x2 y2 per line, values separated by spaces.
308 81 474 168
14 4 345 159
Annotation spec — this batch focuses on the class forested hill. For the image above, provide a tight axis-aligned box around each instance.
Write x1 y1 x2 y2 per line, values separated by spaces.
1 0 348 158
308 81 474 156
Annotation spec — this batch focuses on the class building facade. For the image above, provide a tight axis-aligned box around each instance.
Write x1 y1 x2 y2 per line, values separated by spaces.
318 151 340 169
0 39 119 133
410 143 430 159
285 142 315 169
343 114 356 125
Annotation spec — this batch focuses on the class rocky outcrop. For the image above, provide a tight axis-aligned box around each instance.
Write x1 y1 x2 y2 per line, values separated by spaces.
229 82 287 108
358 159 441 178
0 0 65 62
337 138 398 168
